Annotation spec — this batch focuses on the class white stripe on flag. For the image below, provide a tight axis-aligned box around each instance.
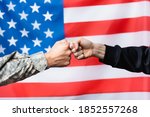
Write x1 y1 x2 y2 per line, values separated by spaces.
66 31 150 47
64 1 150 23
21 64 149 83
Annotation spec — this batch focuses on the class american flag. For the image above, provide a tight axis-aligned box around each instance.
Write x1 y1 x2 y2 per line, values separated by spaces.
0 0 150 99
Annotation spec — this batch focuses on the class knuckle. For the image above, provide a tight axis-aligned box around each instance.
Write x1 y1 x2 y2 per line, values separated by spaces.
68 57 71 61
61 40 66 42
77 56 81 59
68 50 72 55
78 54 84 59
66 50 71 55
78 56 82 60
65 61 70 65
74 52 78 57
61 40 68 45
79 46 82 50
78 50 82 54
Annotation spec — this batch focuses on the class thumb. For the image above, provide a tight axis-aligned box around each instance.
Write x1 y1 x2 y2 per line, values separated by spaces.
70 42 79 53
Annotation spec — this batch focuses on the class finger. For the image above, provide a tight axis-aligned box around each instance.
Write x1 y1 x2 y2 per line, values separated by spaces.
63 40 70 49
61 39 68 43
78 46 82 51
72 38 83 51
66 50 72 56
77 38 85 46
77 54 84 59
71 38 84 52
71 43 79 53
72 44 82 53
69 42 74 49
67 57 71 61
74 50 83 57
64 61 70 66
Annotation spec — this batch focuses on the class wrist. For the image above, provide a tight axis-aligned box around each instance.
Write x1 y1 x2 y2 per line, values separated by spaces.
92 43 106 60
44 52 53 67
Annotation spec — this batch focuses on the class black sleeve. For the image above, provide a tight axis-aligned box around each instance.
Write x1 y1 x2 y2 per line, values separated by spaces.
103 45 150 74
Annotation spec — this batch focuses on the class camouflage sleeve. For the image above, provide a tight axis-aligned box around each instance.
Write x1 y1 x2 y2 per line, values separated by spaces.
0 51 48 86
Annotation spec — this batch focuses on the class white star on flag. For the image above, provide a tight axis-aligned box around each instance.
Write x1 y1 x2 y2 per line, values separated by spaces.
20 0 26 3
0 27 5 37
20 28 29 37
43 11 53 21
7 19 17 29
7 1 16 11
31 20 41 30
0 45 5 54
19 11 28 20
44 0 51 4
30 3 40 13
8 36 17 46
45 45 51 52
44 28 54 38
0 10 4 19
21 45 30 54
32 38 42 47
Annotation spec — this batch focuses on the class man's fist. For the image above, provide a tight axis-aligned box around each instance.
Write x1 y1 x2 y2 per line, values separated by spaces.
70 38 106 60
45 40 72 67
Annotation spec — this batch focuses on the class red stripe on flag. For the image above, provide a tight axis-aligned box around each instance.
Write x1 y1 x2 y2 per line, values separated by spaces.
65 17 150 37
0 77 150 97
69 54 102 67
64 0 147 7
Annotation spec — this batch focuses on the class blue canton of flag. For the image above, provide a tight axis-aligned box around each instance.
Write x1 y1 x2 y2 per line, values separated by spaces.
0 0 64 57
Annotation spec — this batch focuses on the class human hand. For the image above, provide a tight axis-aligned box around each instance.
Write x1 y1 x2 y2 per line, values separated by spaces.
45 40 71 67
70 38 106 60
70 38 94 59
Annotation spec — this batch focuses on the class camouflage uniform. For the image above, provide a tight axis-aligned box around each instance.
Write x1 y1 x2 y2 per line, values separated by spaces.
0 52 47 86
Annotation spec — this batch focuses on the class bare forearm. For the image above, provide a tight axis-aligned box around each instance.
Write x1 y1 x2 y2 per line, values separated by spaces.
92 43 106 60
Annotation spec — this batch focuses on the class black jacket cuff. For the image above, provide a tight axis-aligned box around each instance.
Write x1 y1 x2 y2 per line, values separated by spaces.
101 45 121 67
